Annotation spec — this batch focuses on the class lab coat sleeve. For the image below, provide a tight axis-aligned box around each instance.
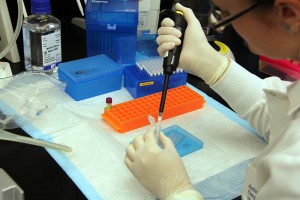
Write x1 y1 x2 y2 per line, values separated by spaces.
210 60 286 141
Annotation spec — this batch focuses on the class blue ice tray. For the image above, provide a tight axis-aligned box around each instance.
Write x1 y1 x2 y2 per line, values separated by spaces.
160 125 203 157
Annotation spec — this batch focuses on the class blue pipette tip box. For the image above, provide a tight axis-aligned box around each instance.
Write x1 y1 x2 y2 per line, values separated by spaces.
117 34 187 99
124 65 187 99
160 125 203 157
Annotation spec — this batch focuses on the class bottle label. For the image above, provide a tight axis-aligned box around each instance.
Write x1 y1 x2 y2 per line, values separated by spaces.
23 28 31 70
41 31 62 70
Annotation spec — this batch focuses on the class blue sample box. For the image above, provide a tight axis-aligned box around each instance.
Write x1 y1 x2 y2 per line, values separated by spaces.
85 0 138 61
58 54 123 101
160 125 203 157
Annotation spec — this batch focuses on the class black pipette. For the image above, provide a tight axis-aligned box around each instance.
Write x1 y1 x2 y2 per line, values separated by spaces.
156 0 187 139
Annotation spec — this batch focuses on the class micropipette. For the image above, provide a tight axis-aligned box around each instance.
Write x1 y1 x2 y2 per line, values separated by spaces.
0 129 72 152
156 0 187 140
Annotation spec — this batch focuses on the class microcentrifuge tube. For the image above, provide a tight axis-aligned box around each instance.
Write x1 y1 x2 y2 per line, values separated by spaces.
106 97 112 110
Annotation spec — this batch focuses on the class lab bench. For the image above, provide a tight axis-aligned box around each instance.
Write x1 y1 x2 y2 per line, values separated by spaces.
0 8 268 199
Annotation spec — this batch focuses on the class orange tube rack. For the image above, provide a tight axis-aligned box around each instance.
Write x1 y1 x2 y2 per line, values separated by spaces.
101 85 205 133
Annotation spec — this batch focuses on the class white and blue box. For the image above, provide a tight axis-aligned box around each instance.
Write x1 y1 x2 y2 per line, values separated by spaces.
58 54 123 101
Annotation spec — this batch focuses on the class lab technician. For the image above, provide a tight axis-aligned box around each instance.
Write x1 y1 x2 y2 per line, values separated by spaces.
125 0 300 200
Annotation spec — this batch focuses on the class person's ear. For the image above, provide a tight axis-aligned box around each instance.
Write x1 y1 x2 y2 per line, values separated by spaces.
275 0 300 33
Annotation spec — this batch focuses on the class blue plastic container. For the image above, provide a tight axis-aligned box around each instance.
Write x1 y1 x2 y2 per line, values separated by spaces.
124 65 187 99
85 0 138 61
160 125 204 157
118 34 187 99
58 54 123 101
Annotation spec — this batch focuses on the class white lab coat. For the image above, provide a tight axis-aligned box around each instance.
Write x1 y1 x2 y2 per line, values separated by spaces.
211 60 300 200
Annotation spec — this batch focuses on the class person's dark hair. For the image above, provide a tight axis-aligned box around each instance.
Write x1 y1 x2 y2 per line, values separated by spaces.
253 0 274 7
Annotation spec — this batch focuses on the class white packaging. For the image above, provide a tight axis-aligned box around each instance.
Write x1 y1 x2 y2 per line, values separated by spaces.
138 0 161 35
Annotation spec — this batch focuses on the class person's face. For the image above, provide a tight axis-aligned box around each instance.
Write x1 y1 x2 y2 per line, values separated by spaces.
211 0 295 60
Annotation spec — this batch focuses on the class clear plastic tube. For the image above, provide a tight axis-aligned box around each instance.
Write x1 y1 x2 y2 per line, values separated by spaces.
148 115 161 141
0 129 72 152
0 0 23 60
155 115 162 141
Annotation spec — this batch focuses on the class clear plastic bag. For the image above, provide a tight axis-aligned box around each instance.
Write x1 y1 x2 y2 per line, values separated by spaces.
0 72 65 129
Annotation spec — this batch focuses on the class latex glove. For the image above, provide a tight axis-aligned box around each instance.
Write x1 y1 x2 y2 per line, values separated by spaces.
157 3 230 85
124 126 202 200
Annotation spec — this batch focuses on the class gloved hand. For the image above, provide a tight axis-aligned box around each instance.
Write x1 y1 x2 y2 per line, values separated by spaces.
125 126 202 200
157 3 230 85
